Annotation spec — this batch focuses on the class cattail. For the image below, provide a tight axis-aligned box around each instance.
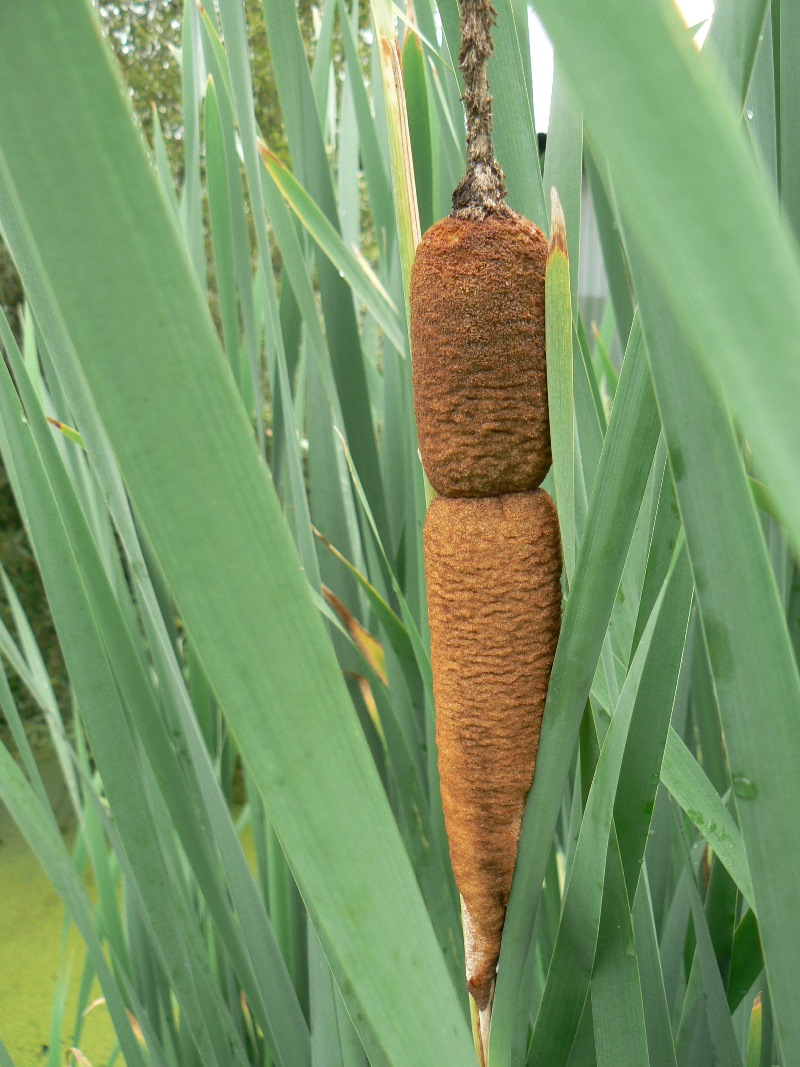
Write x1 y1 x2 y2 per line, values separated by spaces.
408 0 563 1048
424 492 562 1009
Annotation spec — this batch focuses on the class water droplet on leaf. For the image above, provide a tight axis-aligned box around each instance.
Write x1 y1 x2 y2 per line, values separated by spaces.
733 775 758 799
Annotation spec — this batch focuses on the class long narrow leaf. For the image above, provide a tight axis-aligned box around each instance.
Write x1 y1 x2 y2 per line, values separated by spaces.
0 6 472 1064
532 0 800 562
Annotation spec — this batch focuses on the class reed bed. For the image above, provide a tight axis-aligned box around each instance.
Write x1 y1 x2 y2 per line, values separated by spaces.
0 1 799 1065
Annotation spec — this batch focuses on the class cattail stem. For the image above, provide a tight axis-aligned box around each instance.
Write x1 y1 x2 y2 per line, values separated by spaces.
452 0 508 218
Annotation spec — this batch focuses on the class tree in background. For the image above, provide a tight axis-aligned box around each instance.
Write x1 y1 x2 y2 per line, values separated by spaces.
1 0 314 320
96 0 313 171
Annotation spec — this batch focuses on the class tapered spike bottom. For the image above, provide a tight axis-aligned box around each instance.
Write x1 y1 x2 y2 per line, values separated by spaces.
410 211 550 498
423 491 562 1008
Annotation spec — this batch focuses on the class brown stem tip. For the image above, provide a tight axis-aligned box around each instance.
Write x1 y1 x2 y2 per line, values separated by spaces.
452 0 508 218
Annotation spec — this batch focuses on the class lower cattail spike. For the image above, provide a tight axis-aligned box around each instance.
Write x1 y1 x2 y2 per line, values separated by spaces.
424 492 563 1007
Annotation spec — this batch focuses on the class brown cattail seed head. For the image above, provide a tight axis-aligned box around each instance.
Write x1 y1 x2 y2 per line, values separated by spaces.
424 491 562 1007
410 211 550 497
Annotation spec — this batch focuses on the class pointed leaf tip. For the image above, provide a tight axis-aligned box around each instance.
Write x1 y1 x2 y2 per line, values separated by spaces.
549 187 568 257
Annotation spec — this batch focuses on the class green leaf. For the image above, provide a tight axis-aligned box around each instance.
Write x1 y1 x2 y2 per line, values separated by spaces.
526 569 672 1065
491 317 661 1066
204 78 244 382
336 0 394 249
614 542 693 897
632 879 678 1067
260 147 405 352
682 841 744 1065
728 910 763 1012
706 0 769 105
367 0 421 296
255 0 386 522
0 343 256 1067
546 191 576 582
661 730 754 907
542 64 583 301
533 0 800 565
402 31 434 234
0 5 472 1064
627 236 800 1059
489 0 547 228
590 835 650 1067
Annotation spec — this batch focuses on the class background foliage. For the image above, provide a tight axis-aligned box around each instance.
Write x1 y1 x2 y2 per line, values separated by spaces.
1 1 798 1066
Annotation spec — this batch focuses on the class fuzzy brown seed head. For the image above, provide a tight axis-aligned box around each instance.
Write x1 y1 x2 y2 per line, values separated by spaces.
410 211 550 498
424 491 562 1007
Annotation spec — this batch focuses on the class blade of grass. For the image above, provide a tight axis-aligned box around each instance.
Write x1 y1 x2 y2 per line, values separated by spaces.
706 0 769 105
704 857 737 994
19 286 317 1057
631 460 682 655
542 65 583 301
424 54 466 219
368 0 420 293
680 823 744 1065
255 0 387 522
336 0 395 251
632 877 679 1067
546 190 575 582
179 0 206 289
402 30 434 235
661 730 754 908
614 543 694 897
5 324 312 1066
0 359 257 1067
488 0 547 228
583 149 634 356
746 16 778 185
0 655 52 816
309 928 347 1067
195 19 261 414
204 78 245 386
777 1 800 238
259 147 405 351
572 316 606 498
310 0 337 121
337 16 362 253
728 911 763 1013
590 834 650 1067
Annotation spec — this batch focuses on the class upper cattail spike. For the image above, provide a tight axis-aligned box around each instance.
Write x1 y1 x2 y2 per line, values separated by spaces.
452 0 508 218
